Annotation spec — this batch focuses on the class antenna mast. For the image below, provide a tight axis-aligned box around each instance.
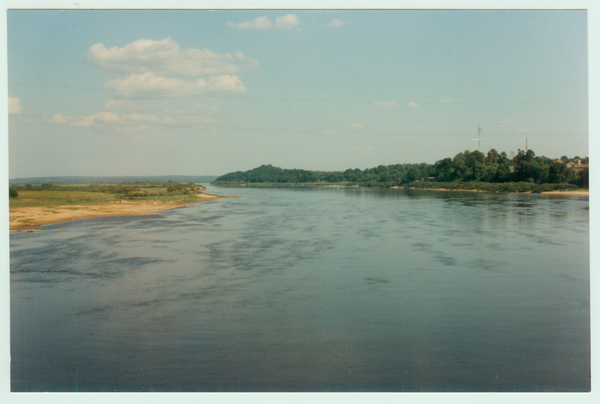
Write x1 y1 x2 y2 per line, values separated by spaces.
473 123 482 152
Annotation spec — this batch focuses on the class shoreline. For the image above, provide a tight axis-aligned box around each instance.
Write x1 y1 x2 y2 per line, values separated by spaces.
9 193 219 232
397 187 589 196
214 182 589 197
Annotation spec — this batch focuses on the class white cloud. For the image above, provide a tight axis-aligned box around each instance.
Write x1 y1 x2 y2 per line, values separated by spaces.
407 101 419 109
86 38 255 76
48 111 158 127
228 14 299 30
350 122 364 128
498 119 513 125
327 19 345 28
516 128 529 133
372 101 399 109
104 72 246 96
8 96 21 115
228 16 272 30
441 98 455 103
275 14 300 29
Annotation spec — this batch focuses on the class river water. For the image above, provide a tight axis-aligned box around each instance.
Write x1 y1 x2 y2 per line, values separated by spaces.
10 186 590 392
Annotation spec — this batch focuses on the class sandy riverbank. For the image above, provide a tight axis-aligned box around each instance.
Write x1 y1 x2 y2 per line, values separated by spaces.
540 190 589 196
391 186 589 197
9 193 219 232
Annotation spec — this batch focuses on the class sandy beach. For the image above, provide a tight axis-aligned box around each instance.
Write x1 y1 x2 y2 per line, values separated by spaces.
9 193 219 232
395 187 589 196
540 190 589 196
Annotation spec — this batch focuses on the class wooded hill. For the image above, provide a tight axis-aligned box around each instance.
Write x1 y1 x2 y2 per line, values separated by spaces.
212 149 589 190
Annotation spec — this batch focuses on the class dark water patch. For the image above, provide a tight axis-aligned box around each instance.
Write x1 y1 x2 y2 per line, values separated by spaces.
364 277 390 285
76 305 114 316
411 242 430 251
467 259 507 271
258 238 287 249
434 254 457 266
520 233 563 246
104 257 175 269
14 255 176 283
485 242 504 251
130 298 164 307
146 239 178 244
180 290 213 301
450 242 474 247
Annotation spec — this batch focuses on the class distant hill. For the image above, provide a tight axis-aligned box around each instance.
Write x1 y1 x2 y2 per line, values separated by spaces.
9 175 219 184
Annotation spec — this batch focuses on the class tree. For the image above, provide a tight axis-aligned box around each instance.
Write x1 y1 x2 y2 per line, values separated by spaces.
524 149 535 162
406 167 422 182
453 152 467 180
549 161 565 183
487 149 499 164
434 158 455 182
9 187 18 198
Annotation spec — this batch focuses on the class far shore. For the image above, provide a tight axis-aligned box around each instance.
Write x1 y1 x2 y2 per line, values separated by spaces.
213 182 589 197
9 193 219 232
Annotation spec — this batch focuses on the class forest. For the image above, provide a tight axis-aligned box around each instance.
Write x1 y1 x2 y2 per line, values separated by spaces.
212 149 589 191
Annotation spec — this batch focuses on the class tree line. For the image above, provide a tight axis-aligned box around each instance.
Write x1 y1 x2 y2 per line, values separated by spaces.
212 149 589 189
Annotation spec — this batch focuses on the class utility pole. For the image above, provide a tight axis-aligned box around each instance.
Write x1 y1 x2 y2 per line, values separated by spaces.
526 139 528 152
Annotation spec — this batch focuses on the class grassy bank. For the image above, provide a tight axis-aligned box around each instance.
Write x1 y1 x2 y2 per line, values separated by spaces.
9 182 218 231
9 182 207 208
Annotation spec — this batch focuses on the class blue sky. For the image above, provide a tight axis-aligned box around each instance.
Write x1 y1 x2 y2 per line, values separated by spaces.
6 7 589 178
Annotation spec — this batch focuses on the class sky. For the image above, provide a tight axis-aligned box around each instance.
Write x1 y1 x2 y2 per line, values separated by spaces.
5 6 590 178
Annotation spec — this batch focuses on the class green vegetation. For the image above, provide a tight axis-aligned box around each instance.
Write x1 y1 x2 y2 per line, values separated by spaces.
212 149 589 192
9 181 205 208
9 187 18 198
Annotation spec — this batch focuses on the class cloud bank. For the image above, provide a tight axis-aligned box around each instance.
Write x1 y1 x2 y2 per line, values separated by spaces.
87 37 257 76
104 72 246 96
49 111 158 127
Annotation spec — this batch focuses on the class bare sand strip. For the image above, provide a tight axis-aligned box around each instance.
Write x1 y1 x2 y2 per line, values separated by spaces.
391 186 589 197
9 193 219 232
540 190 589 196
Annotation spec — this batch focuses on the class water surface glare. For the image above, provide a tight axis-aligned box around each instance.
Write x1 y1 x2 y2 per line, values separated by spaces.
10 186 590 391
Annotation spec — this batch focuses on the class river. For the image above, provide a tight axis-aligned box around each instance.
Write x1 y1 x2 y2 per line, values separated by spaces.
10 186 590 392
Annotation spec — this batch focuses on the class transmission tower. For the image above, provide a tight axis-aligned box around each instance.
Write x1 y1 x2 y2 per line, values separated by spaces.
473 123 482 152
